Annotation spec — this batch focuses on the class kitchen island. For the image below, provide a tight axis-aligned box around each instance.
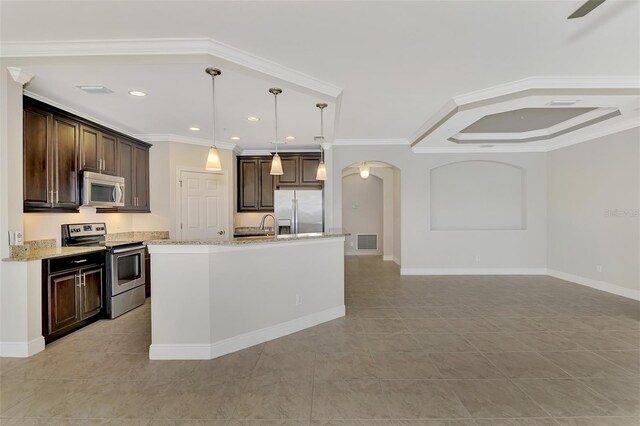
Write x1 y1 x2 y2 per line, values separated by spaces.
146 232 347 360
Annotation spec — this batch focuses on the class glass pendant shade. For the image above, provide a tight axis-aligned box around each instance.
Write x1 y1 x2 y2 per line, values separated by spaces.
316 161 327 181
270 153 284 175
206 146 222 171
360 162 370 179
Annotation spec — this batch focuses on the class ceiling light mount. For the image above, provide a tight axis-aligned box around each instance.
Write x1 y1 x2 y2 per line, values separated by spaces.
205 67 221 78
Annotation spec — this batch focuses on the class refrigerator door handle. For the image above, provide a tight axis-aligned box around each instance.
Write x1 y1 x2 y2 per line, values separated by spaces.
293 199 299 234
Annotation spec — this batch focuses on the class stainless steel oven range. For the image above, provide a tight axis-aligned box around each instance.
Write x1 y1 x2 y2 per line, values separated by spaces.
62 222 146 318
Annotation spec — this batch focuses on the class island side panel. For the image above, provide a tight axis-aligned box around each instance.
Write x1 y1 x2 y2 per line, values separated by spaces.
209 238 345 356
149 251 212 360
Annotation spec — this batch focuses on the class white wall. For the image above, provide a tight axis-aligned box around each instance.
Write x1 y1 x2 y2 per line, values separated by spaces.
547 128 640 298
393 167 401 264
331 146 548 274
342 173 383 255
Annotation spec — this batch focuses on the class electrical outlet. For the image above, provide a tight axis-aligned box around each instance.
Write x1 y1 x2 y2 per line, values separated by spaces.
295 294 302 305
596 265 603 273
14 231 23 245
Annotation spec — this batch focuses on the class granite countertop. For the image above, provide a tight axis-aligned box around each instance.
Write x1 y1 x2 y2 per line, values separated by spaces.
4 246 106 262
146 231 348 246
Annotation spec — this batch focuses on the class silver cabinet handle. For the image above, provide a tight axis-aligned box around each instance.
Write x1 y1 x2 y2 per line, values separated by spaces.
55 191 59 204
72 259 87 263
81 273 86 287
49 190 54 203
75 274 81 287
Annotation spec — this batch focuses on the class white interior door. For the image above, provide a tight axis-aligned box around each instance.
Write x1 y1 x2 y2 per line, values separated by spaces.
180 171 226 240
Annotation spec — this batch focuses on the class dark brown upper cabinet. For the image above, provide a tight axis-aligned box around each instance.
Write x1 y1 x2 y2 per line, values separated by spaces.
237 154 322 212
23 102 80 212
275 153 323 189
79 125 118 176
23 96 151 213
98 137 150 213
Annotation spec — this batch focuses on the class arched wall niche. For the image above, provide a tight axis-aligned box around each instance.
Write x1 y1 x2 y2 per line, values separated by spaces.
430 160 527 231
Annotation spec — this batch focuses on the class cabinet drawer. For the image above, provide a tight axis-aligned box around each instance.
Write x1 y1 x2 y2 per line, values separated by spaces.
48 251 105 274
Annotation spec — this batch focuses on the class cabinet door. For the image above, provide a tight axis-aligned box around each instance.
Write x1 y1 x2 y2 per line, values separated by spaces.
23 107 52 208
300 156 321 185
259 159 275 210
48 271 81 334
79 125 100 173
277 156 298 186
100 133 118 176
133 145 150 210
52 115 79 208
238 158 259 211
80 268 103 319
117 138 134 209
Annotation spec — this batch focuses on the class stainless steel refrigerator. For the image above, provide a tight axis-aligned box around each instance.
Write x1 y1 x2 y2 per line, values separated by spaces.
274 189 324 235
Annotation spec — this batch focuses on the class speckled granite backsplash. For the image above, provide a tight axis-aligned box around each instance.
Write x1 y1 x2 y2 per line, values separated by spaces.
106 231 169 241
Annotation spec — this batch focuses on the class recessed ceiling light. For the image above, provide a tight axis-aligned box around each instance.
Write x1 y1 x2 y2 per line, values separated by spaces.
231 136 240 140
189 127 200 131
247 116 260 122
285 136 295 140
548 100 578 106
128 90 147 97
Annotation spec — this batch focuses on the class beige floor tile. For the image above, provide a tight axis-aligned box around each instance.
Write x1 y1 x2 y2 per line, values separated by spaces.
393 307 443 319
512 333 585 351
311 380 389 420
514 378 625 417
233 378 313 419
229 420 308 426
391 421 476 426
485 317 550 333
560 332 637 351
371 352 441 379
363 333 423 352
428 353 505 379
580 377 640 416
413 334 477 353
485 352 570 378
401 318 455 333
444 318 500 333
189 350 261 380
0 378 42 414
463 333 534 352
539 351 632 378
355 318 409 334
251 352 315 382
381 380 469 419
474 419 558 426
448 379 547 418
314 352 377 380
592 350 640 375
553 417 640 426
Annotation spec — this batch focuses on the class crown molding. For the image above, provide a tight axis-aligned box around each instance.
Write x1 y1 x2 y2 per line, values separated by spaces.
544 117 640 152
136 133 237 151
412 145 549 154
239 148 321 156
24 90 137 137
7 66 34 85
333 138 409 146
1 37 343 99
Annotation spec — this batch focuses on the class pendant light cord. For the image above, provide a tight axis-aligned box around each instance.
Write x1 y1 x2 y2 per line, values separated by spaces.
320 106 324 162
211 73 216 148
274 91 278 154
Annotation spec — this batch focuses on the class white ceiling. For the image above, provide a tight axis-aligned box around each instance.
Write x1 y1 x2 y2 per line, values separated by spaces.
1 0 639 150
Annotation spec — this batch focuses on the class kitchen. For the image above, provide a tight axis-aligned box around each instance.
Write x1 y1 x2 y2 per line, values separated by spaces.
1 1 639 423
1 62 346 357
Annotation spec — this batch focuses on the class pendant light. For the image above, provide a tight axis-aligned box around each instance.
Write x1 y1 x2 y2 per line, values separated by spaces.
205 67 222 171
269 88 284 175
360 162 370 179
315 103 328 181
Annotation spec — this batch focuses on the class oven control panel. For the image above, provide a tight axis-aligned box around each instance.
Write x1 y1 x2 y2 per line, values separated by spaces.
65 223 107 237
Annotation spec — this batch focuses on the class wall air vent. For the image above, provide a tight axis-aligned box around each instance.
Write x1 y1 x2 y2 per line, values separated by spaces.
357 234 378 250
75 85 113 94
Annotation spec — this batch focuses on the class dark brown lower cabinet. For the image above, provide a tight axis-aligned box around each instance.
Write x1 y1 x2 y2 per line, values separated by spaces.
43 252 105 343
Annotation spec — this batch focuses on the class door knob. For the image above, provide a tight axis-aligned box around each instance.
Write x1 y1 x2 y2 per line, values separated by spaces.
217 230 225 235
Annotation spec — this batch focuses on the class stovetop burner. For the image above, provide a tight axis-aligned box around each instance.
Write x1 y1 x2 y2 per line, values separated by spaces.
61 223 145 251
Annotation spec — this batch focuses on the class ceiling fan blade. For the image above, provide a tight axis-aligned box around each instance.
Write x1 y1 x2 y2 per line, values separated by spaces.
568 0 606 19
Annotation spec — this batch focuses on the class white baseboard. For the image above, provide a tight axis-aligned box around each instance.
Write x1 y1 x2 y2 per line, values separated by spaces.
0 336 45 358
383 255 393 261
393 256 401 266
149 305 345 360
401 267 547 276
547 269 640 301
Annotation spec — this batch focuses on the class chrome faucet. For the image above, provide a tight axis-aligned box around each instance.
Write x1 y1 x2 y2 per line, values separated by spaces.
259 214 276 235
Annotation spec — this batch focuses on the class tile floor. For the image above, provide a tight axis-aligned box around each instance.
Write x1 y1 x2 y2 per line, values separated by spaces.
1 256 639 425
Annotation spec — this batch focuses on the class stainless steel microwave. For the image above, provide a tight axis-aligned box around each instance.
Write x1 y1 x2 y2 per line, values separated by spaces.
81 171 125 207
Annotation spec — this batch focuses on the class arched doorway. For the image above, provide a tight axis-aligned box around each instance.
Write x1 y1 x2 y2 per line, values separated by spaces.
341 161 401 265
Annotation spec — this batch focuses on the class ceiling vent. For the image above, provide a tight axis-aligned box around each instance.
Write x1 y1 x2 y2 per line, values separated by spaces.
75 85 113 94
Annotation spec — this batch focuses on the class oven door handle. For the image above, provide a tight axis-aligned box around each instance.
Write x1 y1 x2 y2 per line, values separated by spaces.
111 245 145 254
